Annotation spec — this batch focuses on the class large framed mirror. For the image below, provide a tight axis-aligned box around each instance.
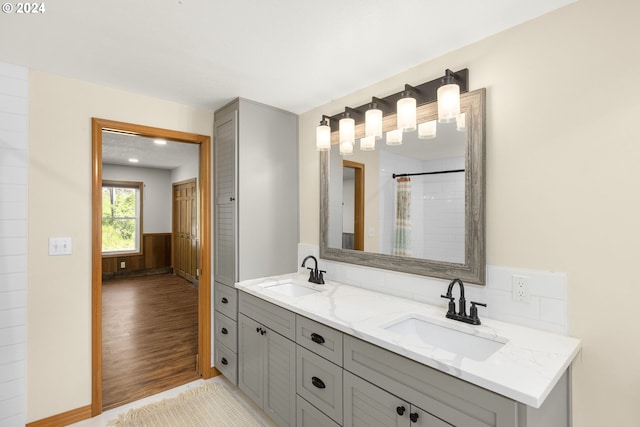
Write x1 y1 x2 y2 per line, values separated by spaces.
320 88 486 284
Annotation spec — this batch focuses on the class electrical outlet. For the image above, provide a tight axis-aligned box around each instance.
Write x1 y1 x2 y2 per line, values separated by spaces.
120 261 126 269
512 274 530 303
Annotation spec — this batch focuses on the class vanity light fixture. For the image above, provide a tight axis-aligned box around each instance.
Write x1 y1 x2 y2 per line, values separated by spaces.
418 120 437 139
397 86 417 132
438 69 462 123
386 129 403 145
316 116 331 151
316 69 468 151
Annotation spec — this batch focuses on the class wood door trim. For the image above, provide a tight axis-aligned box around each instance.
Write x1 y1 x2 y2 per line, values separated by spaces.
343 160 365 251
91 118 212 416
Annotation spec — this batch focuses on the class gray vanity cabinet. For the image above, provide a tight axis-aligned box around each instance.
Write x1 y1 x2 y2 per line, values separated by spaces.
238 293 296 427
213 98 297 385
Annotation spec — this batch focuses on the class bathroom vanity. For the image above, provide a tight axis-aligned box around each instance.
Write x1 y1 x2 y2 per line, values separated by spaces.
226 274 581 427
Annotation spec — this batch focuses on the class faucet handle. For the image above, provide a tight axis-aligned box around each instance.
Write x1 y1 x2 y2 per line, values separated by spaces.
469 301 487 325
440 294 456 315
317 270 326 284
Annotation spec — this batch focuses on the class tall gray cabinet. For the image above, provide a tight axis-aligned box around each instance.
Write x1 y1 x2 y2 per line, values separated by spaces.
213 98 298 384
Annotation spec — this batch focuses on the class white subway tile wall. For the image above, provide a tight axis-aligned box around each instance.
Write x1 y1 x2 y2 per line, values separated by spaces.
0 61 27 427
299 244 568 335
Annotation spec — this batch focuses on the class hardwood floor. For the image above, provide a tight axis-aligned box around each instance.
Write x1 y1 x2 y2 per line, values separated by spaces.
102 274 200 411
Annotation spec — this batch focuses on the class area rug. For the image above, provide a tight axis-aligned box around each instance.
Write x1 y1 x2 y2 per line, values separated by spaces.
107 382 265 427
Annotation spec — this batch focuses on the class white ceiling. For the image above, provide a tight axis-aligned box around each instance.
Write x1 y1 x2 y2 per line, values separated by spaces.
0 0 574 114
102 131 199 169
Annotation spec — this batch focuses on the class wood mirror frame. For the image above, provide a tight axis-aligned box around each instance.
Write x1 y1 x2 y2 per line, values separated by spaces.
320 88 486 284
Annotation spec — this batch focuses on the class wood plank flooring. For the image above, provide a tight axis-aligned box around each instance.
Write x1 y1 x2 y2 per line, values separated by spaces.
102 274 200 411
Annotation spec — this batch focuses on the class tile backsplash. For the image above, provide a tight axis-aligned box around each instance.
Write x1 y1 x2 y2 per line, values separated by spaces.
0 61 28 427
298 243 568 335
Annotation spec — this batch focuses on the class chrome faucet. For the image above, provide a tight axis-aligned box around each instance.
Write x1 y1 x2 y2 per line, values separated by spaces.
440 278 487 325
301 255 325 284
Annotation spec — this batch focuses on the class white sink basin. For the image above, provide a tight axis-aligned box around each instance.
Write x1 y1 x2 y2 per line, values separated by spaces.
384 316 507 361
262 281 322 297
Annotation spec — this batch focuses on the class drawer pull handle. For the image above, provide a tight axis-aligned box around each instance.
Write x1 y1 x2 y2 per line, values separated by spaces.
396 406 406 416
311 376 326 389
410 412 419 423
221 327 228 335
310 333 325 344
221 357 228 366
221 297 228 304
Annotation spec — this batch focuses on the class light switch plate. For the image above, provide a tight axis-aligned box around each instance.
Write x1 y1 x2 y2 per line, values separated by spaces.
49 237 72 256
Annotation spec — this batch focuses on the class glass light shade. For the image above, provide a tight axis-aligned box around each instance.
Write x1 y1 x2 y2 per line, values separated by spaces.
339 141 354 155
438 83 460 123
418 120 437 139
316 123 331 151
360 135 375 151
339 117 355 145
456 112 466 132
365 108 383 139
397 97 417 132
386 129 403 145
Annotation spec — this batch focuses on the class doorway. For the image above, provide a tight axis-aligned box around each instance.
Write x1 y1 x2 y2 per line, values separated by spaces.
342 160 365 251
91 118 212 415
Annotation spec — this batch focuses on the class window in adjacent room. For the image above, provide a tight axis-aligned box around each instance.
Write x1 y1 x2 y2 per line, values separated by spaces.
102 180 143 254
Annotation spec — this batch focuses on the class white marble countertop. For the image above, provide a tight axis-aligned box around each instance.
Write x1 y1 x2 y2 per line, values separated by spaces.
235 273 581 408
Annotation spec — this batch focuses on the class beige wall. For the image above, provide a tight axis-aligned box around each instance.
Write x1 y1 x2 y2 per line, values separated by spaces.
27 71 213 422
299 0 640 425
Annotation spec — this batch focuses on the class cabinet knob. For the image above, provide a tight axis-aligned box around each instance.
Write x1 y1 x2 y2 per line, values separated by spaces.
221 357 228 366
260 328 266 336
311 376 326 389
310 333 325 344
410 412 419 423
221 297 228 304
396 406 406 416
221 327 228 335
256 327 261 333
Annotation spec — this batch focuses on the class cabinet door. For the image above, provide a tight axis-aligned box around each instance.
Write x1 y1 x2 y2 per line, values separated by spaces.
264 327 296 427
238 313 263 406
214 107 237 287
344 371 408 427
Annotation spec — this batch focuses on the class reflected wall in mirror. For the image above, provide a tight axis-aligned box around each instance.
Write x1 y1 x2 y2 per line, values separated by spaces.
321 88 486 284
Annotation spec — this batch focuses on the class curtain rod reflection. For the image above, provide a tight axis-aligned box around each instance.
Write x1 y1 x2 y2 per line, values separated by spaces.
392 169 465 179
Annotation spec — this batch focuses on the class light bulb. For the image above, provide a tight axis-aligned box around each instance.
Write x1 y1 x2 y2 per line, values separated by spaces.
316 121 331 151
365 108 383 140
397 96 417 132
360 135 375 151
438 83 460 123
386 129 403 145
339 116 355 145
418 120 437 139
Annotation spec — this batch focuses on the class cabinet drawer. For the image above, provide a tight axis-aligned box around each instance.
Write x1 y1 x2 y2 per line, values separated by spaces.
214 281 238 320
344 335 515 427
297 346 343 425
214 340 237 385
297 395 341 427
214 311 237 352
296 315 343 367
239 291 296 340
